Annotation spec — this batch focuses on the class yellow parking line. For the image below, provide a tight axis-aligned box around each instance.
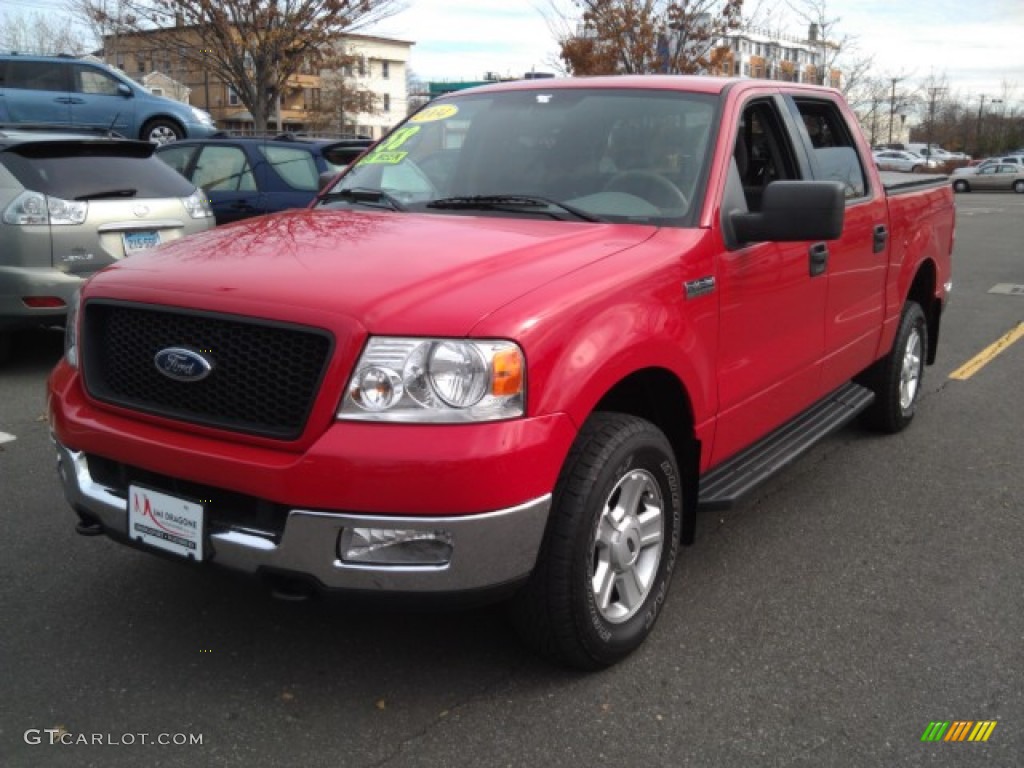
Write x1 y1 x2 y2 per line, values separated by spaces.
949 323 1024 380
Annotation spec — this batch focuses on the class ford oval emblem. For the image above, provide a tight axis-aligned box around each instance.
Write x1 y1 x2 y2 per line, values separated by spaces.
154 347 213 382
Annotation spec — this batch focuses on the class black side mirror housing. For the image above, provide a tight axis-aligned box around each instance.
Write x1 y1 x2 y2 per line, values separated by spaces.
731 181 845 243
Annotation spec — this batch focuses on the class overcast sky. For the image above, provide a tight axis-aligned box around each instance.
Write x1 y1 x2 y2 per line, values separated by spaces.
6 0 1023 106
370 0 1024 105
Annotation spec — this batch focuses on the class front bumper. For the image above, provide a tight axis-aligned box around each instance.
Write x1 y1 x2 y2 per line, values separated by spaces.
54 439 551 593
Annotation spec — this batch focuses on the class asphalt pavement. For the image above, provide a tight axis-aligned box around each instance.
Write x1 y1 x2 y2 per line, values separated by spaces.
1 192 1022 767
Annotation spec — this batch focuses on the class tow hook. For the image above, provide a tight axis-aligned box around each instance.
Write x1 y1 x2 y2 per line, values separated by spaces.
75 514 104 537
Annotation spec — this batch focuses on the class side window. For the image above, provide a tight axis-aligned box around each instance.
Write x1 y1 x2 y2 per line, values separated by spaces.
6 61 66 91
258 145 319 191
792 99 868 200
193 146 256 192
155 145 199 177
74 66 121 96
733 100 799 212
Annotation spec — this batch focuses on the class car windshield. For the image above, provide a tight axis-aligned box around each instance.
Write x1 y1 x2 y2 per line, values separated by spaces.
318 88 718 226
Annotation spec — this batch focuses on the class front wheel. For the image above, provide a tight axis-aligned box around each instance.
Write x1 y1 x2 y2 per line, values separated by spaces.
142 118 184 145
510 413 683 669
861 301 928 433
952 179 969 193
1014 180 1024 193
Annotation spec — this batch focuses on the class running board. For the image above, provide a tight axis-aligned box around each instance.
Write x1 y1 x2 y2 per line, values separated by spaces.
698 382 875 510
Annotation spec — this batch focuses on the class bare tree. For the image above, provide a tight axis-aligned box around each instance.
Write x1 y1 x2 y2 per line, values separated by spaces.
0 10 88 55
73 0 404 133
551 0 744 76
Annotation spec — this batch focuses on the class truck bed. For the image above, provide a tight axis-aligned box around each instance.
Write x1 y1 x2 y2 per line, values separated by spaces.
879 171 950 195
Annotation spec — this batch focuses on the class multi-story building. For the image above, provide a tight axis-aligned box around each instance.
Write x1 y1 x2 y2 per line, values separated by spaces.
709 24 841 88
102 27 411 137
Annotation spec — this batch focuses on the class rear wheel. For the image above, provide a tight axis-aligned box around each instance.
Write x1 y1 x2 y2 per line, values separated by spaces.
510 413 683 669
1014 180 1024 193
911 164 923 173
862 302 928 433
142 118 184 145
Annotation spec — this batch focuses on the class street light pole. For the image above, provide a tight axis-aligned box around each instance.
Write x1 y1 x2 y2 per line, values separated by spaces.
888 77 898 144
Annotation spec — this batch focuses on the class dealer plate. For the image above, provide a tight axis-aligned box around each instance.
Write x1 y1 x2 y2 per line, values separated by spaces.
123 230 160 253
128 485 204 560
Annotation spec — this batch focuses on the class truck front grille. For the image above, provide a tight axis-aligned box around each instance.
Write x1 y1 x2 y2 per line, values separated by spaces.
82 301 333 440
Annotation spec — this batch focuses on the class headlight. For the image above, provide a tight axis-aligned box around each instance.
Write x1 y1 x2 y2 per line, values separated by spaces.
64 290 81 368
182 190 214 219
339 337 524 423
191 106 215 125
3 191 87 225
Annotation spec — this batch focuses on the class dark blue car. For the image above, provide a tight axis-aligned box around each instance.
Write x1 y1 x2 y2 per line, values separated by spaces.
155 134 372 224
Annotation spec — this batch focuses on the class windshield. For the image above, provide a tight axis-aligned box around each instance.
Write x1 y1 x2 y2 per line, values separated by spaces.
318 87 718 226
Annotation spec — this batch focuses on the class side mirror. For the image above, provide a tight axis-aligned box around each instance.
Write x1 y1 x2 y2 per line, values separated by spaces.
730 181 845 243
117 83 133 98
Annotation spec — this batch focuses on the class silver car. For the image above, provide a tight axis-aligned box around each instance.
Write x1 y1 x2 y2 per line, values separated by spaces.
951 163 1024 193
0 129 214 361
872 149 934 173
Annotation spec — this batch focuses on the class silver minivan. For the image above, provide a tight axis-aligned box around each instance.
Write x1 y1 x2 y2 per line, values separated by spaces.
0 130 214 361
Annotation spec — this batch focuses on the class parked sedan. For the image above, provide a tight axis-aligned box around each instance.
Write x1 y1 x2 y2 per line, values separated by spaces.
872 149 933 172
155 134 373 224
0 128 214 361
951 163 1024 193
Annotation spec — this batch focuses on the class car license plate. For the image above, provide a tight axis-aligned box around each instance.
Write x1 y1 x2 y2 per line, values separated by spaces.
128 485 204 560
123 230 160 253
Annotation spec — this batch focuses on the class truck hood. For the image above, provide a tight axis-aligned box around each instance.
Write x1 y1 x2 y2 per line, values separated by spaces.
90 209 658 335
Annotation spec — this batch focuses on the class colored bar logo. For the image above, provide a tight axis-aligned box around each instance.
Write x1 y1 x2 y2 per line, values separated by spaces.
921 721 997 742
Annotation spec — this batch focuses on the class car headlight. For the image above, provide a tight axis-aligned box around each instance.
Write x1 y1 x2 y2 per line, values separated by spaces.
64 290 81 368
339 337 524 423
182 190 214 219
191 106 215 125
3 191 87 225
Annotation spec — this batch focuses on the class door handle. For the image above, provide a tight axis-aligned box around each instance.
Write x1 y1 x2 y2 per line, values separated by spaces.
873 224 888 253
809 242 828 277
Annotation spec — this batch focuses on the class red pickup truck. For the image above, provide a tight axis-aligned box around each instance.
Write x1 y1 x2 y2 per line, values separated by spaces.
48 76 954 669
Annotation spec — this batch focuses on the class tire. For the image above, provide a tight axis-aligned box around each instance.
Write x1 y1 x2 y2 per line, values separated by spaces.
510 413 683 669
142 118 184 145
0 332 11 366
1014 180 1024 193
862 302 928 433
911 165 922 173
952 179 969 193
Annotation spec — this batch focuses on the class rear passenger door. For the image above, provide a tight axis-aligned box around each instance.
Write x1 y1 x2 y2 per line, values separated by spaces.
1 59 71 126
788 95 887 394
255 144 322 214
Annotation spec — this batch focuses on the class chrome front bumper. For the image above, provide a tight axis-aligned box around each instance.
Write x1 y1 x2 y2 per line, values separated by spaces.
54 440 551 593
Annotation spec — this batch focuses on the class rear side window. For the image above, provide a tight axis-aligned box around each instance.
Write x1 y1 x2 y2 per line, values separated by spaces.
1 143 196 198
155 144 200 176
192 145 256 192
258 145 319 190
5 60 67 92
792 98 868 200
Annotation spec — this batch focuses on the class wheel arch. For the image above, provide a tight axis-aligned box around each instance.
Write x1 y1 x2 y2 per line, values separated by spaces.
590 367 701 545
906 258 940 365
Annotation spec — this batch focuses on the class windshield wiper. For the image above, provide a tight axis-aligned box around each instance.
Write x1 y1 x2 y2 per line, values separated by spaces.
75 188 137 200
426 195 604 223
318 187 406 212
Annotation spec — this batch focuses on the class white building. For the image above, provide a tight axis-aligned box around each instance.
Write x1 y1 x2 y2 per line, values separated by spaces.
329 33 414 139
712 24 840 88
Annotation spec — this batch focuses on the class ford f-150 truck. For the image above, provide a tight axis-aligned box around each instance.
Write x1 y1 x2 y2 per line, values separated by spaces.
48 76 954 669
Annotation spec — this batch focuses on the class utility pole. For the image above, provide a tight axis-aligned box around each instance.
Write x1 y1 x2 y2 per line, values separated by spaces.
888 77 899 144
926 87 946 156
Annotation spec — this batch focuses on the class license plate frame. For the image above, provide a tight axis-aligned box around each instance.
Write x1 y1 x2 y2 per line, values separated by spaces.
123 230 161 253
128 484 205 560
